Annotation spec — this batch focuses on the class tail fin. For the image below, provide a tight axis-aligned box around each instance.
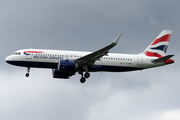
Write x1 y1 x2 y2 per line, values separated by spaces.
142 30 172 58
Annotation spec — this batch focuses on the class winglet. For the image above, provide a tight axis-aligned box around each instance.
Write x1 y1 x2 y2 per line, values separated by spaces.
75 33 122 64
113 34 122 45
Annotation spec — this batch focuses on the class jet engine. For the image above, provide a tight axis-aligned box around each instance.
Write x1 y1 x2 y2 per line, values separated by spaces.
58 60 78 71
52 69 74 79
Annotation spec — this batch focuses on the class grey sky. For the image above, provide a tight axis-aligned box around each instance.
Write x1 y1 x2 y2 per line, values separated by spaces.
0 0 180 120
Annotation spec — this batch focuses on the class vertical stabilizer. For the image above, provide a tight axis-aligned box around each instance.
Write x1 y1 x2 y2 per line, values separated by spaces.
142 30 172 58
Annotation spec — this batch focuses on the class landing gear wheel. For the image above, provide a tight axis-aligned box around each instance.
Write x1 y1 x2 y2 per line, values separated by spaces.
25 73 29 77
84 72 90 78
25 67 30 77
80 77 86 83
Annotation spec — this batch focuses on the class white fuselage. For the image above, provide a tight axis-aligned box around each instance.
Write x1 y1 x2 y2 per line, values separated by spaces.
5 49 165 72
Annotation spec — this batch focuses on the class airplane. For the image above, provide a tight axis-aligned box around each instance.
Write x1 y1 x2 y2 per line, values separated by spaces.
5 30 174 83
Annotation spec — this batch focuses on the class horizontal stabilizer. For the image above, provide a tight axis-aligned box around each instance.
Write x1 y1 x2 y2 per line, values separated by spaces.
152 55 174 63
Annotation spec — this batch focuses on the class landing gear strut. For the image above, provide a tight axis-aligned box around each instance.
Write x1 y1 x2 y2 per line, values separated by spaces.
25 67 30 77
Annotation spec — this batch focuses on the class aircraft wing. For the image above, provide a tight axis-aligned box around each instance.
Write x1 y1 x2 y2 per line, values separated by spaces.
75 34 122 67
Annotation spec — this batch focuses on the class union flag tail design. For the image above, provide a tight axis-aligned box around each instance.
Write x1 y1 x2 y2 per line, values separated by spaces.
143 30 172 58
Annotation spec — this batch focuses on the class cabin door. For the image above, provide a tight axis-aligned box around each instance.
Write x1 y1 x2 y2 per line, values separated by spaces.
137 55 143 66
26 50 32 60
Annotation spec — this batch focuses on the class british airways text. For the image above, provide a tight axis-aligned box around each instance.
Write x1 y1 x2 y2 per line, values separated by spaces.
33 55 64 60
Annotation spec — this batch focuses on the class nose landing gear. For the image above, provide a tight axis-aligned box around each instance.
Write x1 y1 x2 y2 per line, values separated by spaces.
25 67 30 77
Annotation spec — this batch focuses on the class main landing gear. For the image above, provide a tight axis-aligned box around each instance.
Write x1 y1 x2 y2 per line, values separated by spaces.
79 65 91 83
25 67 30 77
79 71 90 83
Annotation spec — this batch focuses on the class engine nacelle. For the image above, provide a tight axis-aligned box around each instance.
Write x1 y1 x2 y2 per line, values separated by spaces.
52 69 71 79
58 60 78 71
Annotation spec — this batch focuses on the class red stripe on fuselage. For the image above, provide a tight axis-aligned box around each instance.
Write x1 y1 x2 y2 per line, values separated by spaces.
25 51 44 53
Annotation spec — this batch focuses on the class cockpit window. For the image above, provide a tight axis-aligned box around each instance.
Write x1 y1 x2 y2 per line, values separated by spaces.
14 52 21 55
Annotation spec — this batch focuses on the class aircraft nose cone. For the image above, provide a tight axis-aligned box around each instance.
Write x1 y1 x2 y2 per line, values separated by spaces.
5 55 14 64
5 55 20 66
5 56 9 62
